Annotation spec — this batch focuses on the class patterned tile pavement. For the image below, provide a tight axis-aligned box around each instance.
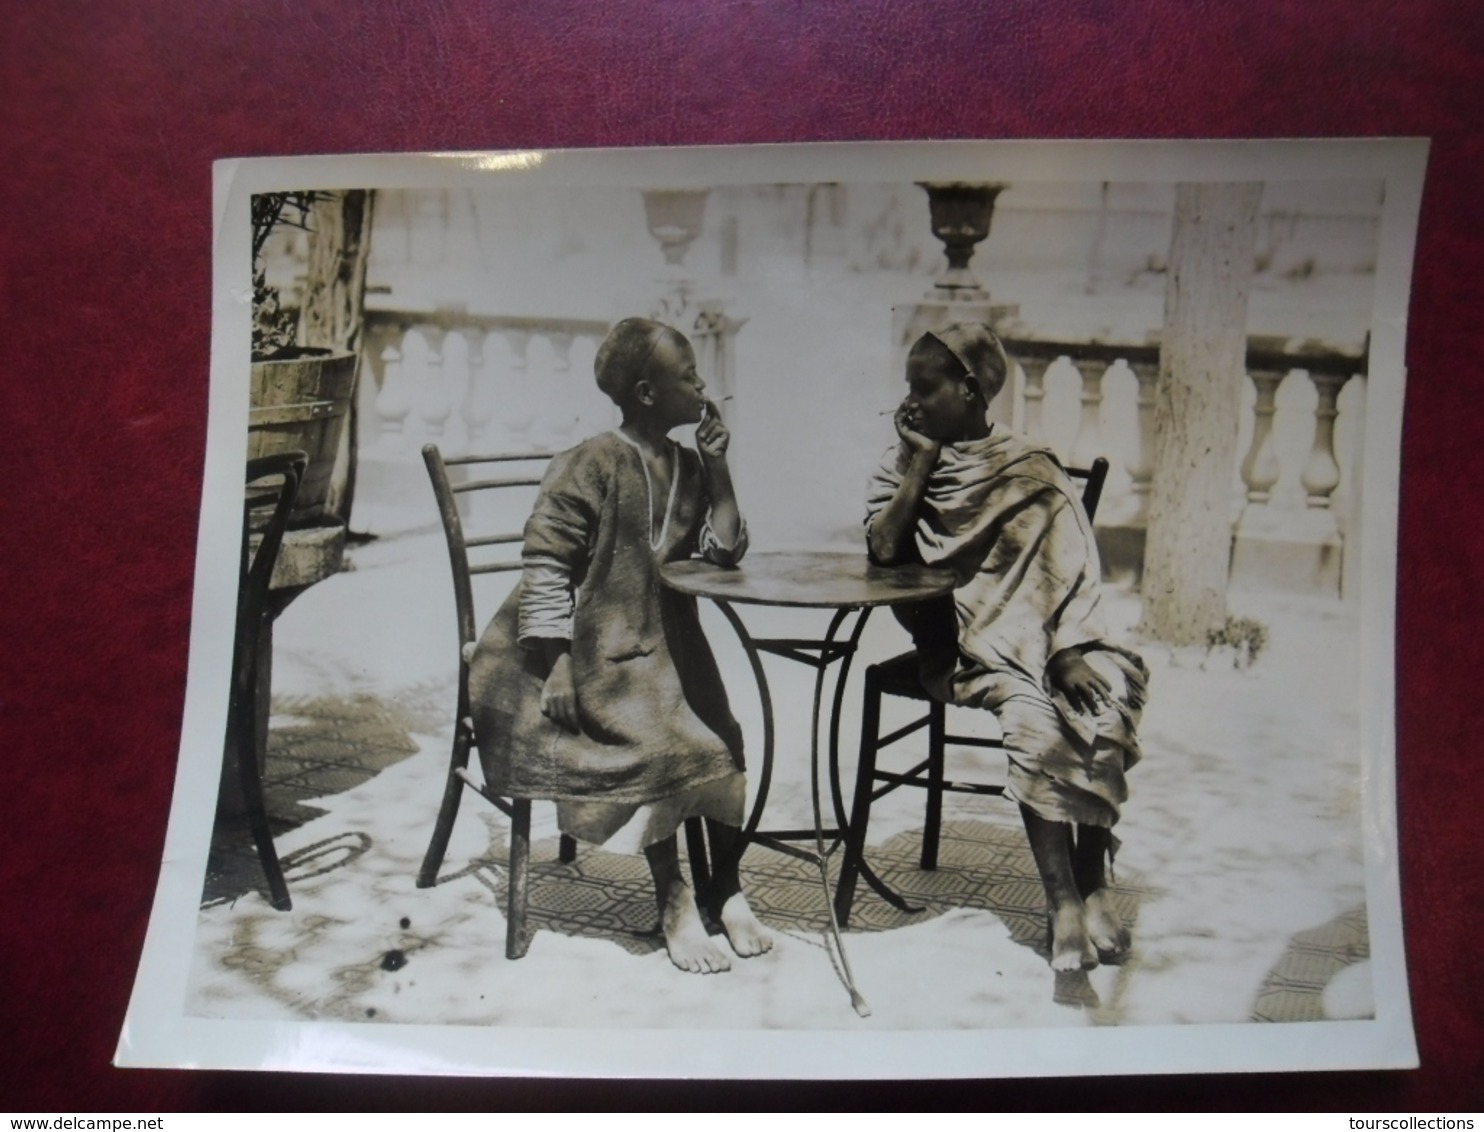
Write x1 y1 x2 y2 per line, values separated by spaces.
1251 904 1371 1022
203 688 441 906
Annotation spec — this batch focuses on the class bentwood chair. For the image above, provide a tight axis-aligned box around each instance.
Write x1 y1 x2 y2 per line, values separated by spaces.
414 443 712 959
225 450 308 912
834 457 1110 927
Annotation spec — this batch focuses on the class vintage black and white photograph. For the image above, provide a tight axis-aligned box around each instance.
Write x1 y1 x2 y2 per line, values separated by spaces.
119 141 1423 1077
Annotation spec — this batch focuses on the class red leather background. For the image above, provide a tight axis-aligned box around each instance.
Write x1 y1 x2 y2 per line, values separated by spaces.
3 0 1481 1111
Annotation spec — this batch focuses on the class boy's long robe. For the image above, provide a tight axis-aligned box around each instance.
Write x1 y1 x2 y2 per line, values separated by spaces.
865 429 1147 826
470 431 744 804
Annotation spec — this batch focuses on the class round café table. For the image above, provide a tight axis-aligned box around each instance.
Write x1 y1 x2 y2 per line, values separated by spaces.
660 551 955 1017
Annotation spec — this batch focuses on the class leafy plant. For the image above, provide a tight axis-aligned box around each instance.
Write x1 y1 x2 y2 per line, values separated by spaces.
251 191 326 359
1205 615 1269 668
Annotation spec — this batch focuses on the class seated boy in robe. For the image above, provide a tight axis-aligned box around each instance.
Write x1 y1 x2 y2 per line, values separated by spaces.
470 318 772 973
866 322 1148 971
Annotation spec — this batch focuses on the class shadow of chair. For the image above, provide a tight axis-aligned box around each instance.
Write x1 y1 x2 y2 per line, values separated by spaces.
223 450 307 912
834 456 1110 927
413 443 711 959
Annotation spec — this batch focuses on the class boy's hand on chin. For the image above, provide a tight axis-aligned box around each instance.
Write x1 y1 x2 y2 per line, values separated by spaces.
697 401 730 460
894 405 940 459
540 654 581 732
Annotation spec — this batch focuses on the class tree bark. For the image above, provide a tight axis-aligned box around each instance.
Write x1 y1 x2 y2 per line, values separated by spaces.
298 190 374 528
1140 182 1263 645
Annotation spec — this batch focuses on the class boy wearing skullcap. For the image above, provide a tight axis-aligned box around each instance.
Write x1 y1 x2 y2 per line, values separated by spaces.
866 323 1149 972
470 318 771 973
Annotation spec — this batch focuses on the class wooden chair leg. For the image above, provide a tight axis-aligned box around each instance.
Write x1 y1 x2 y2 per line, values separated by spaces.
234 611 292 912
683 817 711 897
920 699 946 871
506 798 532 960
233 455 301 913
558 833 578 864
416 723 473 888
234 708 292 911
834 665 883 928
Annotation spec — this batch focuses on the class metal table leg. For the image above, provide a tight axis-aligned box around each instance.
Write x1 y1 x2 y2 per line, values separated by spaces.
711 600 873 1017
822 612 925 918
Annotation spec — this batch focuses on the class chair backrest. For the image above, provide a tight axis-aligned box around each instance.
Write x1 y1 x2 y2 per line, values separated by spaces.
1064 456 1110 523
423 444 558 657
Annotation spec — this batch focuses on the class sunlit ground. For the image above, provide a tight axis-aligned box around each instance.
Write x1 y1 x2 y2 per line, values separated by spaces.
192 504 1374 1031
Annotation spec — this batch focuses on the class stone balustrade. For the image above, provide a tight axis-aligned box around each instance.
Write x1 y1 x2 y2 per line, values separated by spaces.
1000 334 1368 595
359 301 747 456
361 309 614 456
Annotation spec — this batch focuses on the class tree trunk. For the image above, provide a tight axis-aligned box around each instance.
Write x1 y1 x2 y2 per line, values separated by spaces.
298 190 374 528
1139 182 1263 646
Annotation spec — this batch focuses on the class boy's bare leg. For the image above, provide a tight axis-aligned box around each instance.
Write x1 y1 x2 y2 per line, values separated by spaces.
702 820 773 957
644 834 730 974
1019 804 1097 971
1073 824 1130 959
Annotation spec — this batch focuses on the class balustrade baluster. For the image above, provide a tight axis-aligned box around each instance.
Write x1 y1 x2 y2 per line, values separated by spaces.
1004 360 1023 430
1125 358 1159 521
567 332 608 435
373 341 410 452
503 329 535 449
1069 358 1108 471
1337 373 1368 603
1301 371 1351 508
1020 357 1050 439
1240 368 1286 504
418 327 451 439
463 331 493 448
545 331 579 443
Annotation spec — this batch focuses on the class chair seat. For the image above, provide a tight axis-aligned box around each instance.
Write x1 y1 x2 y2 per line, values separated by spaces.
873 649 935 700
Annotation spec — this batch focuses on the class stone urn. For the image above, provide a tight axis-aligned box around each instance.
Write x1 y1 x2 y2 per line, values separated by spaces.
918 181 1008 298
641 188 713 324
641 189 709 267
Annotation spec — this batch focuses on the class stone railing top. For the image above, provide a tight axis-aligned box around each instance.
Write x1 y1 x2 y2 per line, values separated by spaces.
1000 331 1368 377
365 306 611 340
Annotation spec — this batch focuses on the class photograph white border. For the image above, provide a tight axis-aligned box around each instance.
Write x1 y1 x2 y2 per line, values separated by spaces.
118 139 1425 1078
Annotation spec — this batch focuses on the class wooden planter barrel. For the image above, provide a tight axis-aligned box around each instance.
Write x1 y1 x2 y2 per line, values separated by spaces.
247 349 357 526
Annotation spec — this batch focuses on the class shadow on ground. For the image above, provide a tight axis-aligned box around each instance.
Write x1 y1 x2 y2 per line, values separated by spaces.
203 689 443 906
205 689 1371 1024
429 818 1152 971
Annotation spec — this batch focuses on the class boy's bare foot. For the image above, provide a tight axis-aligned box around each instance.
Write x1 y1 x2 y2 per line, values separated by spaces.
1083 888 1131 961
715 891 774 958
662 882 731 974
1047 902 1098 972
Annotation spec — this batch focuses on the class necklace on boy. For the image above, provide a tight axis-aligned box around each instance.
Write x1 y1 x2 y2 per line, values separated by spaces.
611 430 679 551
